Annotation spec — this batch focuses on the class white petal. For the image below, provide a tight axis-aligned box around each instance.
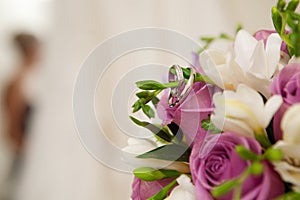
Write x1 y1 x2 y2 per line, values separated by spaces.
273 161 300 190
264 95 283 127
249 41 268 77
273 141 300 190
122 138 157 154
234 30 257 71
199 50 225 88
266 33 282 77
234 84 266 126
281 104 300 144
167 175 195 200
223 117 254 137
244 71 272 98
223 99 260 132
274 141 300 160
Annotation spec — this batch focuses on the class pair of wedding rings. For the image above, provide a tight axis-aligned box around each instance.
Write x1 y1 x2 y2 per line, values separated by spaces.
168 64 196 107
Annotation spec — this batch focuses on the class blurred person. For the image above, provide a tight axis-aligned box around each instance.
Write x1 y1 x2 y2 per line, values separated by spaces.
2 33 40 199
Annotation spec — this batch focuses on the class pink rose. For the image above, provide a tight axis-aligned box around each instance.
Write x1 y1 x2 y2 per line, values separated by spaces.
271 64 300 140
157 81 214 144
131 177 176 200
190 132 284 200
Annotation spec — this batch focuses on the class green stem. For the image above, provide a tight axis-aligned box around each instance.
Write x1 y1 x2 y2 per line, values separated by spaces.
163 82 180 88
233 167 252 200
255 133 272 149
278 12 293 47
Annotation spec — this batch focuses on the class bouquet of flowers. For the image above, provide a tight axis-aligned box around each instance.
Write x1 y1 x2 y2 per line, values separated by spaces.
124 0 300 199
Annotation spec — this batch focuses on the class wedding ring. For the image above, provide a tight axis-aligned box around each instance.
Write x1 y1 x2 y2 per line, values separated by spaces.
168 65 195 107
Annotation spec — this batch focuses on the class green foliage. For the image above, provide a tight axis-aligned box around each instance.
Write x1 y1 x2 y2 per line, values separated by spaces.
201 119 222 134
211 179 239 198
129 116 174 143
133 167 181 181
147 179 178 200
248 162 263 175
136 144 191 162
264 148 283 161
276 192 300 200
272 0 300 57
235 145 260 161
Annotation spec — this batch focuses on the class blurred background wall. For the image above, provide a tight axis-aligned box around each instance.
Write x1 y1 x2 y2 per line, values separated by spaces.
0 0 275 199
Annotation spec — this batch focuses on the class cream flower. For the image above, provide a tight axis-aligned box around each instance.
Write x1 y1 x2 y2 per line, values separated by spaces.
200 29 282 97
165 175 195 200
273 104 300 192
211 84 282 138
199 48 245 90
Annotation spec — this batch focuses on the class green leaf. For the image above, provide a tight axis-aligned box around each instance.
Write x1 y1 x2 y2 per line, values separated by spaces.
272 7 284 34
134 167 166 181
287 0 299 11
211 179 239 198
142 104 155 118
201 119 222 134
137 144 191 162
249 162 264 175
136 80 179 91
255 133 272 149
151 96 160 108
236 23 243 33
219 33 233 40
167 122 183 142
290 30 300 57
159 169 182 179
201 36 215 43
147 179 178 200
129 116 173 143
265 148 283 161
136 91 152 99
289 11 300 20
132 101 142 113
194 73 214 84
136 80 167 90
133 167 181 181
130 116 149 126
235 145 260 161
287 12 297 29
276 192 300 200
277 0 286 11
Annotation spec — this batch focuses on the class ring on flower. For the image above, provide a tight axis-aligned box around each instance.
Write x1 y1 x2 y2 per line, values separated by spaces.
168 65 195 107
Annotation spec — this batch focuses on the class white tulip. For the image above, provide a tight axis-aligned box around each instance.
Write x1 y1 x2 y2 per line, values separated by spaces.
200 30 282 98
211 84 282 137
165 175 195 200
273 104 300 192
